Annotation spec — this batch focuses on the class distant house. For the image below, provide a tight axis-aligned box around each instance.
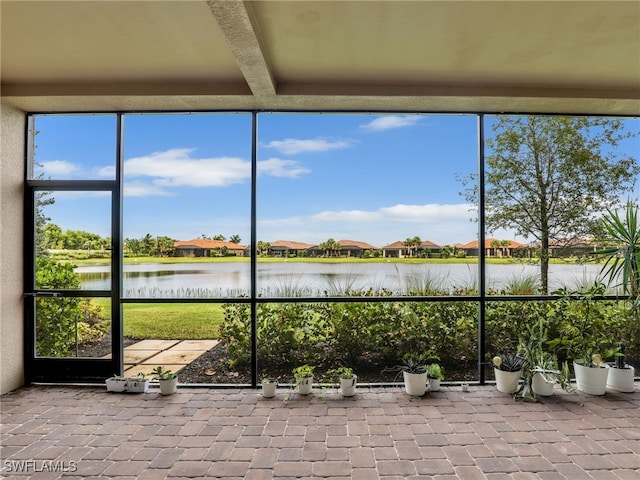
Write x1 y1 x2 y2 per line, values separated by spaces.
382 240 441 258
174 239 246 257
307 239 378 258
268 240 315 257
459 238 527 257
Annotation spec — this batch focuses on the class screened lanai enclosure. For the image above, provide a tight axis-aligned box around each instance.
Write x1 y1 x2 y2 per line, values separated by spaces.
25 111 639 387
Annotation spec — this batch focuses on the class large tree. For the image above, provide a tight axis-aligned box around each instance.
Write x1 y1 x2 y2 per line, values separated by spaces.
460 116 639 293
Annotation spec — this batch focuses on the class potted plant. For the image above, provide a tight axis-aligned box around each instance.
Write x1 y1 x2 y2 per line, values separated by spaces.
550 283 615 396
426 363 444 392
607 342 635 392
292 365 315 395
261 377 278 398
125 372 150 393
595 202 639 393
516 320 574 401
105 374 128 393
492 353 526 394
384 356 429 396
326 367 357 397
151 366 178 395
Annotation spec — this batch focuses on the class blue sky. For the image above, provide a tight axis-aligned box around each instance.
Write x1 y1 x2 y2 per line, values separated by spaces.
34 113 639 248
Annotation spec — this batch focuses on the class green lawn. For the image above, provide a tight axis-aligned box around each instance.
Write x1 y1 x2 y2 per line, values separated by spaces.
94 299 224 339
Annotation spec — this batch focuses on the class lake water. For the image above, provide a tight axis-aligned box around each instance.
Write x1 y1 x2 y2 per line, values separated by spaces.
76 262 606 298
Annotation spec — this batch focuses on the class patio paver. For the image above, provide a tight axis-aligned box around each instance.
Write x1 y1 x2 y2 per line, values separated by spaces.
1 384 637 479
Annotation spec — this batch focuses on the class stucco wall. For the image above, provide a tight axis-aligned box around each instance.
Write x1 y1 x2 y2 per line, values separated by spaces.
0 101 25 394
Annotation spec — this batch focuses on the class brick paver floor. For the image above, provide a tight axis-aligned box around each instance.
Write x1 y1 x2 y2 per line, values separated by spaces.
1 384 638 479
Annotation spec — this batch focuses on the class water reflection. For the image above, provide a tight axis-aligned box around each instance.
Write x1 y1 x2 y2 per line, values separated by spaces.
75 262 605 298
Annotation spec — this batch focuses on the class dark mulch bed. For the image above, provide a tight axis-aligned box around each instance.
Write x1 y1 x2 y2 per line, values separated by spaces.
79 335 479 385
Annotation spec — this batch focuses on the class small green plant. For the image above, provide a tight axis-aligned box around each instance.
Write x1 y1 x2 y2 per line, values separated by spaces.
326 366 354 380
292 364 315 379
151 366 176 380
426 363 444 380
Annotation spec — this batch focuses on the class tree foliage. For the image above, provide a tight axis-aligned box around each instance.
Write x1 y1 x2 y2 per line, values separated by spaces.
460 116 639 293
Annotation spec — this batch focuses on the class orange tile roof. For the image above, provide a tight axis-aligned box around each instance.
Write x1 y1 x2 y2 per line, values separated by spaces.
460 238 526 249
174 239 246 250
270 240 315 249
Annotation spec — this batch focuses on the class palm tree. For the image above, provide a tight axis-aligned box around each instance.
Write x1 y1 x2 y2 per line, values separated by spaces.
403 236 421 257
229 234 241 244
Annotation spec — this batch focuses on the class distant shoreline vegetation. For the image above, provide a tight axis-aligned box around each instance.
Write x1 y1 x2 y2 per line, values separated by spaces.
56 253 600 267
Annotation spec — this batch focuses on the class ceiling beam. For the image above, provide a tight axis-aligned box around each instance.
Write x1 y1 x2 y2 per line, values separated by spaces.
206 0 276 96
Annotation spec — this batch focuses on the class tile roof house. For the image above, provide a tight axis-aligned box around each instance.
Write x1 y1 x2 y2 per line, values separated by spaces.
460 238 527 257
307 239 379 258
268 240 315 257
382 240 442 258
174 239 247 257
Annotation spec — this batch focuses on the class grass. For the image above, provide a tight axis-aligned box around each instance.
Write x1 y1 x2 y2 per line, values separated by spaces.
93 299 224 339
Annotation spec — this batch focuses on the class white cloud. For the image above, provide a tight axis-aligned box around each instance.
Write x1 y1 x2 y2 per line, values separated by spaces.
123 181 173 197
123 148 309 193
360 115 421 132
263 138 352 155
258 158 311 178
37 160 80 177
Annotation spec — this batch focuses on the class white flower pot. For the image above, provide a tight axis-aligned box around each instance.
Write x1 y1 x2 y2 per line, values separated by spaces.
339 375 357 397
494 368 521 394
428 378 441 392
573 360 608 395
159 377 178 395
126 377 150 393
105 378 127 393
607 364 635 393
296 375 313 395
532 372 555 396
403 371 428 396
262 380 277 398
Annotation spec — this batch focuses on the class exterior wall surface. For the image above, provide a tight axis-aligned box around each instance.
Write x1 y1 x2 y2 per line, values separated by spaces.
0 102 25 394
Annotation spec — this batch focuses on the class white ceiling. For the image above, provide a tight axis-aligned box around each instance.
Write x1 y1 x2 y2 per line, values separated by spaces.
1 0 639 114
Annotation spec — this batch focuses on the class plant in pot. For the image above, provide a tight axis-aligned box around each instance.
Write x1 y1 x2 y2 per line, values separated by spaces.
550 283 616 395
261 377 278 398
125 372 150 393
326 367 357 397
515 320 574 401
491 353 526 394
151 366 178 395
384 355 429 396
595 202 639 393
105 374 128 393
426 363 444 392
292 364 315 395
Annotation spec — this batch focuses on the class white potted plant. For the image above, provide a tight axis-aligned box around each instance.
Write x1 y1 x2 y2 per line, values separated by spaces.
427 363 444 392
105 374 128 393
550 283 615 396
125 372 150 393
151 366 178 395
327 367 357 397
595 203 639 393
292 365 315 395
492 353 525 394
384 356 428 396
516 320 574 401
607 342 635 392
261 377 278 398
